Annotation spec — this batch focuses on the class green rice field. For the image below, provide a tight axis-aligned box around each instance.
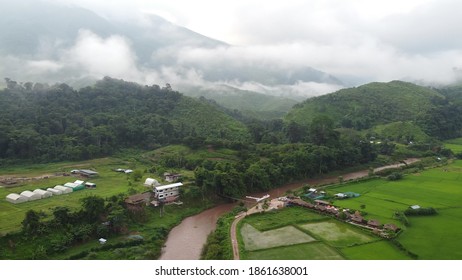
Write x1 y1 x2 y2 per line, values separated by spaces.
240 160 462 259
331 160 462 259
239 208 409 260
246 242 344 260
340 241 412 260
444 137 462 153
299 220 378 247
241 224 316 251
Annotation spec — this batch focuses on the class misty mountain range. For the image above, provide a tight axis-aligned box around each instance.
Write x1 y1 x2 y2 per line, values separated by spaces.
0 0 344 101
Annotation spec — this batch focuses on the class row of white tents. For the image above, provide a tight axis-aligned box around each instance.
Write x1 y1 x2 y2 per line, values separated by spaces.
5 180 93 204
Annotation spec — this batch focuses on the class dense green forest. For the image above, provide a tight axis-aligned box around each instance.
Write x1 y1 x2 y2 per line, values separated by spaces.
285 81 462 140
0 77 250 163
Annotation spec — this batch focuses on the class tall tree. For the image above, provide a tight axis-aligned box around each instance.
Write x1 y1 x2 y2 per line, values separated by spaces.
309 115 339 146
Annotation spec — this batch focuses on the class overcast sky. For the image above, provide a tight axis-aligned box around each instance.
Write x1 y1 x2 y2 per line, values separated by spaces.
47 0 462 86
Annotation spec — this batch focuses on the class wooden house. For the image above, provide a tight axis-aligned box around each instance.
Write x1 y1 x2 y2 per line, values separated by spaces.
367 219 381 228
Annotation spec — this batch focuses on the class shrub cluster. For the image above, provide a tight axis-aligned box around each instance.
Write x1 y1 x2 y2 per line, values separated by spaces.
404 207 437 216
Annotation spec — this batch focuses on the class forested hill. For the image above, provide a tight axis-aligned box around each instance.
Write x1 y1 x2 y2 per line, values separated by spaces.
0 77 250 162
285 81 462 139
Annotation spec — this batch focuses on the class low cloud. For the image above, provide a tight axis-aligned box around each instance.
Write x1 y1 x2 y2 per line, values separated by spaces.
63 30 142 80
2 4 462 96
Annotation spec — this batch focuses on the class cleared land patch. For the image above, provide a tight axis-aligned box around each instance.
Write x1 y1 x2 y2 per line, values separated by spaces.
241 223 316 251
300 220 378 247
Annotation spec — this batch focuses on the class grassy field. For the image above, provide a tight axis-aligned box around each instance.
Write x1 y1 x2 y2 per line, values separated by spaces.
0 156 165 234
444 137 462 153
330 160 462 259
239 207 409 260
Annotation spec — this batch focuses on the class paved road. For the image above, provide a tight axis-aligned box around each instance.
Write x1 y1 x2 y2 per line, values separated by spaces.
230 214 245 260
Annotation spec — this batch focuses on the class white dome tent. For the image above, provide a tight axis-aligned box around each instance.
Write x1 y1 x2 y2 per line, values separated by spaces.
6 193 28 204
20 190 41 201
144 178 160 187
33 189 52 199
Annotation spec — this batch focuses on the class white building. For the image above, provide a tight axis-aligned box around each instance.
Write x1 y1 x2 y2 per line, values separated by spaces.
6 193 28 204
33 189 52 199
20 190 42 201
154 183 183 200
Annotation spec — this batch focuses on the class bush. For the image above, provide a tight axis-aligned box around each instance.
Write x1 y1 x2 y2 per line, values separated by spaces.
387 172 403 181
68 250 90 260
394 211 409 226
375 167 401 177
404 207 437 216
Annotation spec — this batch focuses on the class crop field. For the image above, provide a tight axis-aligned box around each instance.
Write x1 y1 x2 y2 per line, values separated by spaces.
444 137 462 153
241 224 316 251
398 208 462 259
341 241 412 260
242 207 328 231
239 207 409 260
0 157 150 234
299 220 378 247
246 242 344 260
330 160 462 259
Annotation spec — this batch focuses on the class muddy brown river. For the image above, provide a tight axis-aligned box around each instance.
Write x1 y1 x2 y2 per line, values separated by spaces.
159 158 419 260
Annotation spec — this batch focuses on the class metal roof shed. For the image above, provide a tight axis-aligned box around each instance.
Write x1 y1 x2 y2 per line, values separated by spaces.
154 182 183 192
85 182 96 188
79 169 99 177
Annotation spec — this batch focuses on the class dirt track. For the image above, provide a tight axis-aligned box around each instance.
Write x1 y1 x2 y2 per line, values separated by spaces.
0 173 68 187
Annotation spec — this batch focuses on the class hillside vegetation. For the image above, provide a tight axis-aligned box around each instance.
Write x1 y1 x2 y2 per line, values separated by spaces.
0 77 250 163
285 81 462 140
182 85 299 119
